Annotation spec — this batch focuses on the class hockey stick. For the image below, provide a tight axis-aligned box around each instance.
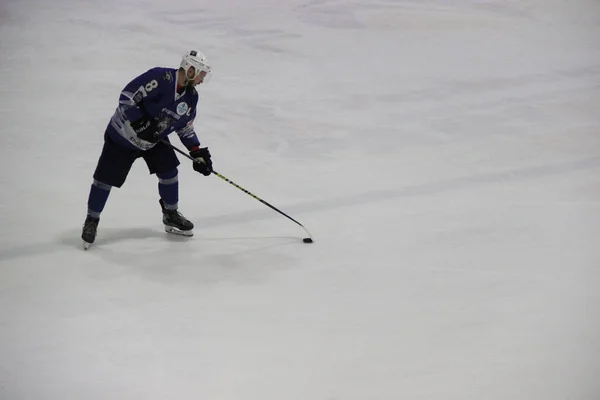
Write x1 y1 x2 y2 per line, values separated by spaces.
160 139 314 243
136 100 314 243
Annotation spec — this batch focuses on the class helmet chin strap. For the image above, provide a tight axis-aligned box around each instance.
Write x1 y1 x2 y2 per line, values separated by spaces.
184 68 197 86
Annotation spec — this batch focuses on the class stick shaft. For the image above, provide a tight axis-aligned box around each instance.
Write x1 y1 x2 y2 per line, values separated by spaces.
159 139 313 239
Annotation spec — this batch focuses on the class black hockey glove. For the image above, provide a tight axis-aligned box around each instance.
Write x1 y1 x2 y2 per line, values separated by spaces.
131 116 159 143
190 147 213 176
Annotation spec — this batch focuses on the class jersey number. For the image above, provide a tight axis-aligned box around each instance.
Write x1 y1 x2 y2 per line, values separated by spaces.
136 80 158 98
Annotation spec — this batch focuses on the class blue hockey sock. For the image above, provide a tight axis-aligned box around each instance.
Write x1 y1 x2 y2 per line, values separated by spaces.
157 169 179 210
87 180 112 218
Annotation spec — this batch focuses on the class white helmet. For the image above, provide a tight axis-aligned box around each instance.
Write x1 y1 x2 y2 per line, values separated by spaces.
180 50 212 82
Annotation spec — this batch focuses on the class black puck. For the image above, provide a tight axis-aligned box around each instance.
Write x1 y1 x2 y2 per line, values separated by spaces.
303 238 313 243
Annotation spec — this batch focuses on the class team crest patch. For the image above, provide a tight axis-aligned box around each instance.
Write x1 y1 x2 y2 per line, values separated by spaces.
176 102 189 116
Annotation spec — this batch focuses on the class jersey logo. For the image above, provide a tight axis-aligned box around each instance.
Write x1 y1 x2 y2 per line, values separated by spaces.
176 102 189 116
157 116 174 133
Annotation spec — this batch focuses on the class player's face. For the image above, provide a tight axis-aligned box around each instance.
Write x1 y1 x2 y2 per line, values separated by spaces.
192 70 208 86
186 67 207 87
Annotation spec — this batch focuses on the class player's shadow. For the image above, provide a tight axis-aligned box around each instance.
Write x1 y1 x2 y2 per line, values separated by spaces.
5 154 596 266
58 226 191 249
0 225 302 266
57 227 299 250
59 227 159 247
0 228 190 265
0 227 300 292
67 226 298 287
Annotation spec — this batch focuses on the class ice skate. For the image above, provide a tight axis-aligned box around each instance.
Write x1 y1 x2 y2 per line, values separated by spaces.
82 215 100 249
160 199 194 237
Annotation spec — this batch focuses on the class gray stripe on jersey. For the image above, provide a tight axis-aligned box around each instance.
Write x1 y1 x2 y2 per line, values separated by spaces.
177 123 196 140
119 91 136 105
109 106 155 151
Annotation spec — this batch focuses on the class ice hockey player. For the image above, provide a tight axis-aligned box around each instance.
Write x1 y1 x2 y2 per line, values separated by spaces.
81 50 213 249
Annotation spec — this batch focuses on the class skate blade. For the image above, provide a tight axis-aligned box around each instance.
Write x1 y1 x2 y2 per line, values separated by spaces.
164 225 194 237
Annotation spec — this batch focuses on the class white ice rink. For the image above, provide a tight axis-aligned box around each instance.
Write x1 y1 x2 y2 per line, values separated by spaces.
1 0 600 399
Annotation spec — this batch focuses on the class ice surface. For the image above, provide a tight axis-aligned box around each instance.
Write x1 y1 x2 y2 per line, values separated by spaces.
1 0 600 399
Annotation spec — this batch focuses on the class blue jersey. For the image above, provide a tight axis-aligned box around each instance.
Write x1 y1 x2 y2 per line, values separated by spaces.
107 67 201 151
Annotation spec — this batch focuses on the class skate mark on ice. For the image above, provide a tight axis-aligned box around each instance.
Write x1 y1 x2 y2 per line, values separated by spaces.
0 157 598 263
195 155 600 227
0 243 59 265
0 227 300 264
0 228 166 263
295 0 533 30
293 156 600 213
